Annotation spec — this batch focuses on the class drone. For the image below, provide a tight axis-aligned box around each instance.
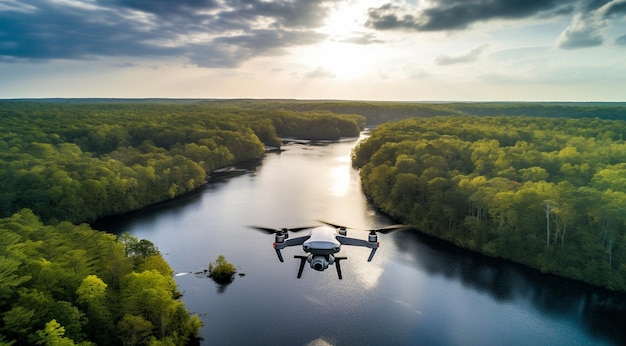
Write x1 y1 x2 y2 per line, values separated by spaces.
249 220 408 279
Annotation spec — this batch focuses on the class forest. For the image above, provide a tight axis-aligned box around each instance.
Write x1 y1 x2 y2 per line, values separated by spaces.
0 100 364 345
0 101 364 224
0 209 201 345
352 115 626 292
196 99 626 124
3 99 626 344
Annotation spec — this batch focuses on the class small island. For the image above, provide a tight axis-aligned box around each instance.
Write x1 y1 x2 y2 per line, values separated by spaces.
208 255 237 283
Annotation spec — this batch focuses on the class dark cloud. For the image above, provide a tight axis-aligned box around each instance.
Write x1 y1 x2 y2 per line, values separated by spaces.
596 0 626 17
366 0 574 32
436 44 489 65
617 34 626 45
104 0 220 17
0 0 336 67
364 0 624 51
189 29 326 68
0 1 181 61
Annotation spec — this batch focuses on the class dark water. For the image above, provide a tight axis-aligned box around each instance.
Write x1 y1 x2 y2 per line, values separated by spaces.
96 135 626 346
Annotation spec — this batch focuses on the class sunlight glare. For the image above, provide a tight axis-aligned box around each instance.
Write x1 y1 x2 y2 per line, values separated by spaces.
297 42 378 80
329 164 350 197
293 0 384 80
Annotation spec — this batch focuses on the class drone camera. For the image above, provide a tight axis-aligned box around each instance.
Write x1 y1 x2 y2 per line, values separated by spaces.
309 255 331 271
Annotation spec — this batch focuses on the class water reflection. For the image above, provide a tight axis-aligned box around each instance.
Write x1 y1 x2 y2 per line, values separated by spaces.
393 229 626 344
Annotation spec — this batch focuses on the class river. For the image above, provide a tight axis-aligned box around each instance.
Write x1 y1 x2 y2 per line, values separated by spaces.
97 134 626 345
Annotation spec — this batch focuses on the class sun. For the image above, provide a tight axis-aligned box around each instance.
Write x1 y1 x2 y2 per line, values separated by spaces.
297 42 375 80
292 1 384 80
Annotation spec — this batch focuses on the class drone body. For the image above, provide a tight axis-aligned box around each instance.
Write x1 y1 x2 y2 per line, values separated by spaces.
251 221 407 279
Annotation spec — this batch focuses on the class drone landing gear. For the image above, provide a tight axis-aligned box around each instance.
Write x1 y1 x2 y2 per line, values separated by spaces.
294 255 347 279
335 256 347 279
295 255 307 279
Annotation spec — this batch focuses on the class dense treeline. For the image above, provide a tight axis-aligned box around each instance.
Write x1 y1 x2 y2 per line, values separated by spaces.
446 102 626 121
353 116 626 291
239 100 461 124
0 209 201 345
192 99 626 125
0 101 363 224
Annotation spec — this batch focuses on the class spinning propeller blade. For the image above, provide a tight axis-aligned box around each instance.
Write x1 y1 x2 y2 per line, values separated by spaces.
370 224 411 234
249 226 281 234
317 220 410 234
289 226 317 232
316 220 346 229
248 225 316 234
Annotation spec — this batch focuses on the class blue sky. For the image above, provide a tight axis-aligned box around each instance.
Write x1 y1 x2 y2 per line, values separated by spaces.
1 0 625 101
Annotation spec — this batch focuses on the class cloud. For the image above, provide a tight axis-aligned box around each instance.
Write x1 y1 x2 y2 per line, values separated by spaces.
556 0 626 49
366 0 574 32
111 62 138 68
188 29 326 68
0 0 336 67
304 67 336 79
617 34 626 45
341 33 384 45
105 0 220 18
556 13 605 48
436 44 489 65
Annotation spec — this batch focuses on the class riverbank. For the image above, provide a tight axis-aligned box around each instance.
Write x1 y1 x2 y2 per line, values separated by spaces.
353 116 626 293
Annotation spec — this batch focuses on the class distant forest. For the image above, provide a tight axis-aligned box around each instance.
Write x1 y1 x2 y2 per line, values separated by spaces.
3 99 626 345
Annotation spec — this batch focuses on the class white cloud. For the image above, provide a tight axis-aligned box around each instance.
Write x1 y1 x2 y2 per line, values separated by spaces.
435 44 489 65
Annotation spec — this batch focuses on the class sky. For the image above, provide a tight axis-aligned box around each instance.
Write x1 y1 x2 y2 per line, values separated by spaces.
1 0 625 101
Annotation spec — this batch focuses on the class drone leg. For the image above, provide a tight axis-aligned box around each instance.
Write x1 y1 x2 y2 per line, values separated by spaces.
335 257 347 280
275 248 284 262
367 248 377 262
295 255 308 279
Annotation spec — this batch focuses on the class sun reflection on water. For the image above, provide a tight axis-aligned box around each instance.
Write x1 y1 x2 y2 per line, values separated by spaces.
329 154 352 197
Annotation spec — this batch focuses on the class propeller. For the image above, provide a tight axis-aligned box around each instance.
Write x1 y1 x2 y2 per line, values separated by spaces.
369 224 411 234
316 220 410 234
316 220 345 229
248 226 316 234
249 225 316 263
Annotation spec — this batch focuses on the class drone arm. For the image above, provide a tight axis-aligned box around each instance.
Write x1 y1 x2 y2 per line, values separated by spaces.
337 235 378 249
274 235 310 250
337 235 379 262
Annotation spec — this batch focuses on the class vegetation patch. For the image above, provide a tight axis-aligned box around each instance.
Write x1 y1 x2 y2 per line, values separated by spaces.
0 210 202 345
208 255 237 284
353 115 626 292
0 101 364 224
